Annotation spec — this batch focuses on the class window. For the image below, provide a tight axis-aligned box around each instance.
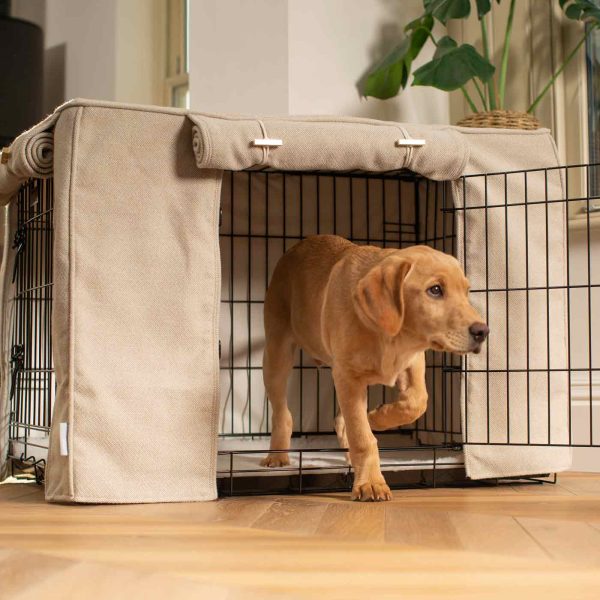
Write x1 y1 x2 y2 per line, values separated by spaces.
164 0 189 108
587 24 600 200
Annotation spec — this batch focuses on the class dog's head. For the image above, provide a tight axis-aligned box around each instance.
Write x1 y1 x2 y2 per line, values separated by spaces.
353 246 488 354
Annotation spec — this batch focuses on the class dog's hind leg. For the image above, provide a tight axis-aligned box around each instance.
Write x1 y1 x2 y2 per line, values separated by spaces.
261 325 296 468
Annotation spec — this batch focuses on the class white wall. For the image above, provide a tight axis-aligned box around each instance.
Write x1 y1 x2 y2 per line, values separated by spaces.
45 0 117 104
188 0 450 122
189 0 289 115
568 229 600 471
35 0 450 120
287 0 449 122
41 0 158 111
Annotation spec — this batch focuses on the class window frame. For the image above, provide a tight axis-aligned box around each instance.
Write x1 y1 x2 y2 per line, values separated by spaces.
156 0 189 109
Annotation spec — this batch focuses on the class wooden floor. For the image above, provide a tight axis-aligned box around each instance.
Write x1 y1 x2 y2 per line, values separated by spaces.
2 474 600 599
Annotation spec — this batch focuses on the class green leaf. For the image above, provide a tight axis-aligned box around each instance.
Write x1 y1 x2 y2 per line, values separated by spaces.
409 20 433 58
412 41 495 91
566 4 583 18
424 0 471 24
475 0 491 18
363 16 433 99
433 35 458 58
363 39 410 99
405 13 434 33
560 0 600 24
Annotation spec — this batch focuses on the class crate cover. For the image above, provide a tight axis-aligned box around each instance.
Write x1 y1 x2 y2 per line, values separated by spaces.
0 100 570 503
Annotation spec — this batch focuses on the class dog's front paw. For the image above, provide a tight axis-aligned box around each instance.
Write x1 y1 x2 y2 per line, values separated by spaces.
260 453 291 468
351 480 392 502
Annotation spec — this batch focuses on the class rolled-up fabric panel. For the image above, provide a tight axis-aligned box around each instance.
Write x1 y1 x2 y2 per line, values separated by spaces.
0 112 59 205
23 131 54 176
189 114 469 181
192 116 264 172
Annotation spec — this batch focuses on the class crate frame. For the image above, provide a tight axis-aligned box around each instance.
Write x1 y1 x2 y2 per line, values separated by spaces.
5 163 598 494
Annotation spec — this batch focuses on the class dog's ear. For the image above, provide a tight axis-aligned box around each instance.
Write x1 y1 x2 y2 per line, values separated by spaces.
353 257 413 337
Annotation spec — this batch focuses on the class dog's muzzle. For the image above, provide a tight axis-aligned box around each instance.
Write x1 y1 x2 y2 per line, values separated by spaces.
469 322 489 354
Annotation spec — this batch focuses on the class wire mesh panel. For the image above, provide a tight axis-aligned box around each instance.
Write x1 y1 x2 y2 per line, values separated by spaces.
218 170 460 444
458 164 599 448
417 178 463 445
8 179 54 463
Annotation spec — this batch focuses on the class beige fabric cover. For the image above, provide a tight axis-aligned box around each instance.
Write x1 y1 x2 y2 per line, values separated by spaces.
455 129 571 478
0 99 570 496
189 114 469 181
43 103 222 503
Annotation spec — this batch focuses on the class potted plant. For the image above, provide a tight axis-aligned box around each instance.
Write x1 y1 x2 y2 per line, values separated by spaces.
363 0 600 129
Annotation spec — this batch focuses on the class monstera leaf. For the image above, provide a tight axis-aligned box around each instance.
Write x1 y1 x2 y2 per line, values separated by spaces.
423 0 500 22
363 2 502 100
363 15 433 99
412 36 495 91
423 0 471 23
559 0 600 23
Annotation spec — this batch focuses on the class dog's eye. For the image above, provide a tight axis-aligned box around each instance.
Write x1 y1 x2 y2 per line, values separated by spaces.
427 285 443 298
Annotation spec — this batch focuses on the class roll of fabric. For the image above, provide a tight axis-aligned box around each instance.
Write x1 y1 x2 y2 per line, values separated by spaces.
189 114 470 181
0 112 58 205
23 131 54 176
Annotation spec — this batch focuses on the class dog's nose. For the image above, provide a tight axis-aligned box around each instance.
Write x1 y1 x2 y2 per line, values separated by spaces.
469 322 489 343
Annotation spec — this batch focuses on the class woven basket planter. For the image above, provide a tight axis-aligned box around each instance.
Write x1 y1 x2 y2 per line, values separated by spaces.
457 110 540 130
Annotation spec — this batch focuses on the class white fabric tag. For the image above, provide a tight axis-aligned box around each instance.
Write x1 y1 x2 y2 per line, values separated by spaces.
59 422 68 456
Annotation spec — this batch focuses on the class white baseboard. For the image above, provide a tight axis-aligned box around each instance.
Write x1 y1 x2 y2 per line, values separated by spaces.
570 372 600 405
571 447 600 472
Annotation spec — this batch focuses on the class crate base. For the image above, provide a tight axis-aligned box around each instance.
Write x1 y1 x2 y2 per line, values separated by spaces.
217 444 464 478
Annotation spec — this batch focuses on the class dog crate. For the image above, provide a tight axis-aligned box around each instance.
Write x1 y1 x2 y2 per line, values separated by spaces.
5 165 599 495
0 101 597 502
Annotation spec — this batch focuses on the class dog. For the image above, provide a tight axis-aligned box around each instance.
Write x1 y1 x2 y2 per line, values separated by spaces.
260 235 488 501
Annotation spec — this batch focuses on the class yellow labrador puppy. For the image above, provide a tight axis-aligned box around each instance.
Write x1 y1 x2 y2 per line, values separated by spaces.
261 235 488 501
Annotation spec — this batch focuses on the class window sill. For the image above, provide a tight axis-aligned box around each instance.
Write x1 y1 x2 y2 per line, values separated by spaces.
568 212 600 230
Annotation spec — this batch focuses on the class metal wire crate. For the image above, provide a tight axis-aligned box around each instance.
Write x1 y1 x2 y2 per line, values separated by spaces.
7 178 54 477
5 164 599 495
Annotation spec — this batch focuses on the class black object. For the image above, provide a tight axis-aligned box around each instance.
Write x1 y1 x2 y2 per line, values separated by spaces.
0 11 43 147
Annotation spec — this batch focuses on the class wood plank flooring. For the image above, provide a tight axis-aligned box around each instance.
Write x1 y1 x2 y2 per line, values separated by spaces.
2 473 600 599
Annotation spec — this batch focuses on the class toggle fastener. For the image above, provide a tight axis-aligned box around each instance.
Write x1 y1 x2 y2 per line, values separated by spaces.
252 138 283 147
396 139 426 147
